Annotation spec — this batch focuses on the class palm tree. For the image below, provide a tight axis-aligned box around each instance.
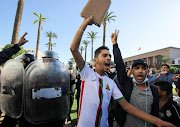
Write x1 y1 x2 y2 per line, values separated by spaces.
45 42 56 50
44 31 57 50
81 40 90 62
159 55 170 64
11 0 24 44
33 12 48 59
103 12 116 46
79 46 84 55
87 31 98 60
69 58 75 63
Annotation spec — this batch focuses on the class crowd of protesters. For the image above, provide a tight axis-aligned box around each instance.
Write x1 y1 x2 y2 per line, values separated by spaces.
0 17 180 127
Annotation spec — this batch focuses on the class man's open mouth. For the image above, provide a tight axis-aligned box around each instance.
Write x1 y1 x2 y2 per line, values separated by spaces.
105 63 110 67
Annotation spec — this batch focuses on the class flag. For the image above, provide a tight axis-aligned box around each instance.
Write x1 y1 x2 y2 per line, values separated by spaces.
138 46 141 51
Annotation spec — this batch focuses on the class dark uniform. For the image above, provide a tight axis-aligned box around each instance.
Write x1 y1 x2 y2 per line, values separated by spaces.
0 44 21 127
1 51 68 127
0 44 20 65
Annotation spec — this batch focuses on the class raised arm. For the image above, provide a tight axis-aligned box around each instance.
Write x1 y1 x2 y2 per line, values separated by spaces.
0 32 28 65
148 73 163 84
111 30 129 86
118 99 176 127
70 16 93 70
17 32 28 46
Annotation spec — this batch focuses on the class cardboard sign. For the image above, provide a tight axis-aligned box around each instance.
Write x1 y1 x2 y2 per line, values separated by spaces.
80 0 111 27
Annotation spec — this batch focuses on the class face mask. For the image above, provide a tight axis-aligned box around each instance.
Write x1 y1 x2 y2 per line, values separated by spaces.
161 71 167 74
132 77 149 84
68 70 73 74
110 68 116 73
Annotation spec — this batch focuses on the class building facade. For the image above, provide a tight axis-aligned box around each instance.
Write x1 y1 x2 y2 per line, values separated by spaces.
124 46 180 69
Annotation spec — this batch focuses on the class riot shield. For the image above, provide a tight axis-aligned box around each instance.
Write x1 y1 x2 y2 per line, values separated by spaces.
0 59 24 118
24 58 70 124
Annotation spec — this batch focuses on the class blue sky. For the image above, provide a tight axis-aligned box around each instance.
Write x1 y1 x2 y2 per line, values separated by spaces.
0 0 180 65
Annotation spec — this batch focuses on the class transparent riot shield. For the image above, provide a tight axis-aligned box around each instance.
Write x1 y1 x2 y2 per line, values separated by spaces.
24 58 70 124
0 59 24 118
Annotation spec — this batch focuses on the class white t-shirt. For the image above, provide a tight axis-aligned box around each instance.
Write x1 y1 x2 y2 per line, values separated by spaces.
77 63 124 127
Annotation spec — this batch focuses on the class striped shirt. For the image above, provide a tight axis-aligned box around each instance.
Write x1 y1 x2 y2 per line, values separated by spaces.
77 63 124 127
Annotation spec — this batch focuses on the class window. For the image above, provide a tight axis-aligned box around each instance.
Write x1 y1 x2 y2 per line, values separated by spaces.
178 60 180 65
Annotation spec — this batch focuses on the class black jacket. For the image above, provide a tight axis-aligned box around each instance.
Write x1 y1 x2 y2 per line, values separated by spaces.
159 98 180 127
0 44 20 65
113 44 159 127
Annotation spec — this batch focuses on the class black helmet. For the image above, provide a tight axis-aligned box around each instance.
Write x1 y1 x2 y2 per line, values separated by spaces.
15 54 36 68
110 61 116 67
42 50 58 60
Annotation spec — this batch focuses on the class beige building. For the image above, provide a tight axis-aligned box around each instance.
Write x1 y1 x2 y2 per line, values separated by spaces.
124 46 180 69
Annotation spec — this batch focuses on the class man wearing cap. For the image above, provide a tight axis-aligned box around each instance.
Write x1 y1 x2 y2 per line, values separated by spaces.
111 30 159 127
148 64 177 97
148 64 176 86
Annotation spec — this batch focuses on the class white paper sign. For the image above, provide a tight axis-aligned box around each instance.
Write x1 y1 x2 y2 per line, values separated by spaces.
32 87 62 99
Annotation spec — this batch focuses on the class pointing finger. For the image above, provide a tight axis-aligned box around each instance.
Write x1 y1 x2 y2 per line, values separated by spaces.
22 32 28 38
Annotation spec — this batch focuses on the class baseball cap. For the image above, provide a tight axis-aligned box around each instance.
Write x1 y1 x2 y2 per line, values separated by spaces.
132 59 148 68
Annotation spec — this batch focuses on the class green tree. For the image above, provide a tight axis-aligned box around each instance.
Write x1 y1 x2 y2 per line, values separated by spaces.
87 31 98 60
69 57 75 63
45 42 56 50
44 31 57 50
169 66 180 74
11 0 24 44
33 12 48 59
103 12 116 46
159 55 170 64
1 44 27 66
79 46 84 55
81 40 90 62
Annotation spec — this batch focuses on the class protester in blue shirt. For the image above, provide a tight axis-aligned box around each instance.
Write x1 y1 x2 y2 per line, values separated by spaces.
148 64 176 86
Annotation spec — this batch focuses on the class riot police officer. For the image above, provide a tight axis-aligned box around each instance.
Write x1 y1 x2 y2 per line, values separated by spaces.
65 62 76 125
1 51 70 127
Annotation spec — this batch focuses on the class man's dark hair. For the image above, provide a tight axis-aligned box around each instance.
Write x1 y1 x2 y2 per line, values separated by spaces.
154 81 172 96
94 46 109 58
161 63 170 69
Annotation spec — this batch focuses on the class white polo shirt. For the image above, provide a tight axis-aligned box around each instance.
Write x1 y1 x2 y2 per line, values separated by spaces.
77 63 124 127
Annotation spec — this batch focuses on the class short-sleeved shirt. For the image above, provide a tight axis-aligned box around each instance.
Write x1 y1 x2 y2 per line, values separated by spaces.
77 63 124 127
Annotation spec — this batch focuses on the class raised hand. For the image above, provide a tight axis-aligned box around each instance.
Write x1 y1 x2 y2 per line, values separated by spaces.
83 15 93 26
154 68 160 73
17 32 28 46
172 76 178 82
111 29 119 44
